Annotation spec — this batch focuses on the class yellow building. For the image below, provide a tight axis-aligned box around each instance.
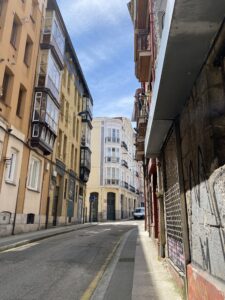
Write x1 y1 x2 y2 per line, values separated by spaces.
87 117 143 222
0 0 92 235
0 0 46 235
48 37 93 226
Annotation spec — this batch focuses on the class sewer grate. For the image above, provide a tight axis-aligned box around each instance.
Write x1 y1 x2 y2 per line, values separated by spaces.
119 257 135 262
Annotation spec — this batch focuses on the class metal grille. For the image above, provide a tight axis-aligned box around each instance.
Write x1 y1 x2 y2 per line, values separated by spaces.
163 129 185 272
165 183 182 243
165 183 185 272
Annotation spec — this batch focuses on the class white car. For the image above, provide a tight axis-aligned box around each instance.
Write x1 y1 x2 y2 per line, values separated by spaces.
133 207 145 219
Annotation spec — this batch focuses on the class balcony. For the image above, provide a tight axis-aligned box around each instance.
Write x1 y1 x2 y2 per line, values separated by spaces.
145 0 224 156
121 159 128 169
136 189 140 195
41 12 65 69
129 185 136 193
105 179 120 186
135 139 144 161
122 181 129 189
30 91 59 155
81 123 91 148
105 157 120 163
105 137 120 144
80 147 91 183
137 104 148 138
121 141 128 151
37 51 61 102
135 31 152 82
79 96 93 128
136 0 148 30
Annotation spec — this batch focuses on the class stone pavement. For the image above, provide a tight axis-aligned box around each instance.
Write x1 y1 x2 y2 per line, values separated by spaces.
132 222 183 300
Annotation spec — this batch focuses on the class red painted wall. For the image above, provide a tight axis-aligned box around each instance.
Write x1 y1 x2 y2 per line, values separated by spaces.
187 265 225 300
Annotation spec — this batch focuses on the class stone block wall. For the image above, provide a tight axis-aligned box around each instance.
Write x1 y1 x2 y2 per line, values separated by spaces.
179 22 225 291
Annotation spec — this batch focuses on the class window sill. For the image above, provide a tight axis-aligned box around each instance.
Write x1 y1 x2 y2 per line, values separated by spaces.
27 187 40 193
5 180 16 186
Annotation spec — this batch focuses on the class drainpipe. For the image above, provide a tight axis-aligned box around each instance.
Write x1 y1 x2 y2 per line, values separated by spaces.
149 0 155 83
143 160 147 231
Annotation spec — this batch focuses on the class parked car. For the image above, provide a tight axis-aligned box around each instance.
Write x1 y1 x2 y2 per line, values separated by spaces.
133 207 145 220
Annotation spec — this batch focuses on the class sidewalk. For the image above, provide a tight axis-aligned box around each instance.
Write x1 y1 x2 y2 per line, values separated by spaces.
132 223 183 300
0 222 97 252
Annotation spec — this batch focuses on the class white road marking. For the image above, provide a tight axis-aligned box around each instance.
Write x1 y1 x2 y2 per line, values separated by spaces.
2 242 39 253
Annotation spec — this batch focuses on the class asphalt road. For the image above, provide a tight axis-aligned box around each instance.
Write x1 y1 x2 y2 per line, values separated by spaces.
0 222 137 300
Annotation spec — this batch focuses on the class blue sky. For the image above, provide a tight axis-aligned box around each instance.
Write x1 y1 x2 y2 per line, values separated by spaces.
57 0 139 119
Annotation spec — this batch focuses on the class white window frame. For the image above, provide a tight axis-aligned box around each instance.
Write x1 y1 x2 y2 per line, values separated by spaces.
5 148 18 184
27 156 41 191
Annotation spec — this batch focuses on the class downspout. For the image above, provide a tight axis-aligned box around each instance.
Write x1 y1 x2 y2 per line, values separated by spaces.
149 0 156 83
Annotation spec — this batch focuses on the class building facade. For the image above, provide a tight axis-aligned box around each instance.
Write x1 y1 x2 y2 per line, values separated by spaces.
129 0 225 299
0 0 47 235
86 117 143 222
0 0 93 236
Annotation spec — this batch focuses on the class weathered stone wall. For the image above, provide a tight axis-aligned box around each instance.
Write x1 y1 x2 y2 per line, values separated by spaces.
179 23 225 285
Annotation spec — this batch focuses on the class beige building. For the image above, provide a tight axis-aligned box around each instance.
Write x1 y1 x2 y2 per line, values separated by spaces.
48 37 93 226
0 0 93 235
87 117 143 222
0 0 46 235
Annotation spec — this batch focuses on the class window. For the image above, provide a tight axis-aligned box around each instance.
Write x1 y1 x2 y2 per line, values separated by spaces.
57 129 62 157
0 0 5 18
30 0 37 23
52 17 65 57
105 167 120 185
27 156 41 191
1 68 13 104
71 144 74 169
63 135 67 161
16 85 26 118
10 15 21 49
47 53 61 91
76 119 79 141
65 101 69 125
64 178 67 198
32 124 39 137
46 96 59 133
24 36 33 67
75 148 77 171
27 213 35 224
67 72 71 93
5 148 18 183
73 115 76 137
60 95 65 121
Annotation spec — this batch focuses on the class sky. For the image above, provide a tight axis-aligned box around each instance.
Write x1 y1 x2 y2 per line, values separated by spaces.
57 0 139 119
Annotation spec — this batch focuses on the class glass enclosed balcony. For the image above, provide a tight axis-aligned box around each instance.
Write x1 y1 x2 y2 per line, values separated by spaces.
79 96 93 126
80 147 91 182
81 123 91 148
42 10 65 68
30 91 59 155
37 50 61 102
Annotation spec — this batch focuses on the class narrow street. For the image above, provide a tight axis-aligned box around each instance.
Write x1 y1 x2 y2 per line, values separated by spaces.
0 222 137 300
0 221 182 300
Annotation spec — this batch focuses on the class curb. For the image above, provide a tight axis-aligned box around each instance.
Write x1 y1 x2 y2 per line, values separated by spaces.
0 223 97 253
